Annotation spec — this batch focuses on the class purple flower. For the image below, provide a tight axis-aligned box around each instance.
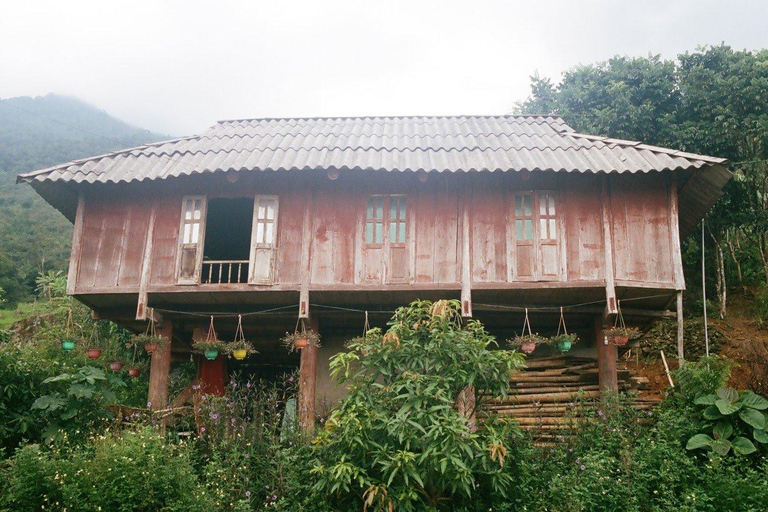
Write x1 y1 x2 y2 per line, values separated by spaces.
146 401 152 408
244 477 249 482
289 377 294 383
580 465 586 471
575 458 581 464
200 427 206 433
245 491 251 497
210 413 219 420
246 382 252 388
598 410 604 417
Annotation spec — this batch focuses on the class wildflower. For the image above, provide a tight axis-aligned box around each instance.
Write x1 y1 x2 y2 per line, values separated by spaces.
598 410 604 417
146 401 152 408
580 465 586 471
245 491 251 497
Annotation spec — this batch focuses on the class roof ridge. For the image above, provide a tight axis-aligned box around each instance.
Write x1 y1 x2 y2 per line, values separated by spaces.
214 114 567 124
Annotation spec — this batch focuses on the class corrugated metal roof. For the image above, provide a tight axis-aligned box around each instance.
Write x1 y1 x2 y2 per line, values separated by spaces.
18 115 727 184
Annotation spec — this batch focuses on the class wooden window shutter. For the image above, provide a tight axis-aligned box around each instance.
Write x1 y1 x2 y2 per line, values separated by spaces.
249 195 279 284
387 195 409 283
513 193 535 279
176 196 207 284
537 192 559 279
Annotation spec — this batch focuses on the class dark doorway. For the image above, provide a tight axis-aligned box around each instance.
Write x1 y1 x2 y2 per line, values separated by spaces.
202 197 253 283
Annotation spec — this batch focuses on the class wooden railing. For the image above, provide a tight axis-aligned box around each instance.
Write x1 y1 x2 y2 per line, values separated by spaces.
202 260 249 284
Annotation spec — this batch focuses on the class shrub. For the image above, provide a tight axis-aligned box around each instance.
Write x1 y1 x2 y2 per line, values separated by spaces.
311 299 525 511
0 428 212 512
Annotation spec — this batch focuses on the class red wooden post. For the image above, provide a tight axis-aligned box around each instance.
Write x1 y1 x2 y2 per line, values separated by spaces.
298 318 319 433
595 318 618 393
148 321 173 410
192 327 226 396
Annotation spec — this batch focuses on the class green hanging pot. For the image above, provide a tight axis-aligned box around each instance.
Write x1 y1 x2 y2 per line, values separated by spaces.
61 339 77 352
204 349 219 361
555 339 572 353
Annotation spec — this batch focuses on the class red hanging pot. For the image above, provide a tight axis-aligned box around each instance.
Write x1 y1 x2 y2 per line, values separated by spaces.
109 360 123 372
128 367 141 378
87 348 102 360
521 341 537 354
144 342 158 354
294 337 309 350
613 335 629 347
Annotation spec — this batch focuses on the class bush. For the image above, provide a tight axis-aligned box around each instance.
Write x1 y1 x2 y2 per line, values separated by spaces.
0 428 212 512
311 299 525 511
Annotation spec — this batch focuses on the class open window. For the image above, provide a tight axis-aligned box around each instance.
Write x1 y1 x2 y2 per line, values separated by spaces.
512 192 560 280
201 198 254 284
175 195 279 285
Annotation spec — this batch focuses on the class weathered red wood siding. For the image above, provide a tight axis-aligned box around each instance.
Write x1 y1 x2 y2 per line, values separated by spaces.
70 173 679 294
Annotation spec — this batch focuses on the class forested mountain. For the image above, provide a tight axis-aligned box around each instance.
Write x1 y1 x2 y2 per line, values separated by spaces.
0 94 168 305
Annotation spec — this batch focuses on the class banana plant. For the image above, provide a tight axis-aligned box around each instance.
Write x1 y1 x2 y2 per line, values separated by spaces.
686 386 768 456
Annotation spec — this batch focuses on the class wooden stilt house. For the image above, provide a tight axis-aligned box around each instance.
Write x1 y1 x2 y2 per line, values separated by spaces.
18 115 730 429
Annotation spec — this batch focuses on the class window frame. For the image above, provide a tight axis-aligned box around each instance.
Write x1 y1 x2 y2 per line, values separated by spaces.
510 190 561 281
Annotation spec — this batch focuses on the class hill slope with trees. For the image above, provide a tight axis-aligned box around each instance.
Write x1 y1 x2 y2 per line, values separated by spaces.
0 94 167 305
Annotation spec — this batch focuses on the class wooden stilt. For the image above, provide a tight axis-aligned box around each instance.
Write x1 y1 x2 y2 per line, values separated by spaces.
298 317 319 434
148 321 173 410
595 318 618 393
677 290 685 366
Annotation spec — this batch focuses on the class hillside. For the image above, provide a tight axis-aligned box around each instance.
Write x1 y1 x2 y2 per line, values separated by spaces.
0 94 168 305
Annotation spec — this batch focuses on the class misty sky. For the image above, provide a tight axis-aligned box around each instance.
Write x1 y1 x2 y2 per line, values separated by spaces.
2 0 767 136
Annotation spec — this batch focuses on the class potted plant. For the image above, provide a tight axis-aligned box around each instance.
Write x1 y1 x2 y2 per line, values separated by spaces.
605 326 640 347
60 309 79 352
86 324 103 360
508 333 548 354
128 366 142 378
550 333 578 353
193 338 227 360
281 329 321 352
131 333 169 354
109 360 124 372
227 339 256 360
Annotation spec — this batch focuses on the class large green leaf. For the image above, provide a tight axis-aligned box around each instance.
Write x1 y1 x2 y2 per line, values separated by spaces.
694 394 718 406
712 420 733 440
703 405 723 420
739 408 766 430
686 433 714 450
715 399 742 416
711 439 732 456
740 392 768 411
717 387 739 403
753 429 768 444
732 436 757 455
31 394 66 411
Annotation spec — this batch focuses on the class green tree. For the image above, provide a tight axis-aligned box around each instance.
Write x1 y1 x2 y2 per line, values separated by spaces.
518 45 768 316
311 300 525 511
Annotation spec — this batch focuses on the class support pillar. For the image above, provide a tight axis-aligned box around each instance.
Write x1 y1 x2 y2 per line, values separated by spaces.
148 321 173 410
298 317 319 434
677 290 685 366
595 318 618 393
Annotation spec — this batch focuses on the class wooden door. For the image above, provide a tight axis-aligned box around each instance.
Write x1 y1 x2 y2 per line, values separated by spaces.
249 195 279 284
537 192 559 279
512 193 535 279
175 196 206 284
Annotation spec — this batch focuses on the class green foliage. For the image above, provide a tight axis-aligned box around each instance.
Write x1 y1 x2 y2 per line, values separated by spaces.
686 386 768 456
0 428 213 511
518 45 768 312
312 299 525 510
32 365 126 441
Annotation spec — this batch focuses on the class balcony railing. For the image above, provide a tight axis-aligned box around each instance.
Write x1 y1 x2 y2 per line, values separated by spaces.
201 260 249 284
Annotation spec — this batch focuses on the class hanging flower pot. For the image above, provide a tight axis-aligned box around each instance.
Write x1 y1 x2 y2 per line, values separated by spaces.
192 316 228 361
61 309 78 352
520 340 537 354
87 347 102 360
281 329 321 352
605 327 639 347
226 316 256 361
551 333 578 353
61 339 77 352
144 342 158 353
109 360 124 372
128 367 141 378
507 308 546 355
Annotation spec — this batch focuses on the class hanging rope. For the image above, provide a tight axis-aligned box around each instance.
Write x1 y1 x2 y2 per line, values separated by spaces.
206 316 218 342
520 308 533 337
233 314 246 344
556 307 569 336
613 300 627 330
363 310 370 335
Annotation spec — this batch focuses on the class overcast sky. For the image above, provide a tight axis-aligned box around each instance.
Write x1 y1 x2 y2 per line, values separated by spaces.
2 0 767 136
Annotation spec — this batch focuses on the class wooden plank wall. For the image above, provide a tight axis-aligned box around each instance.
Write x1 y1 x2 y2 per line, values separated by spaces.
70 173 678 293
